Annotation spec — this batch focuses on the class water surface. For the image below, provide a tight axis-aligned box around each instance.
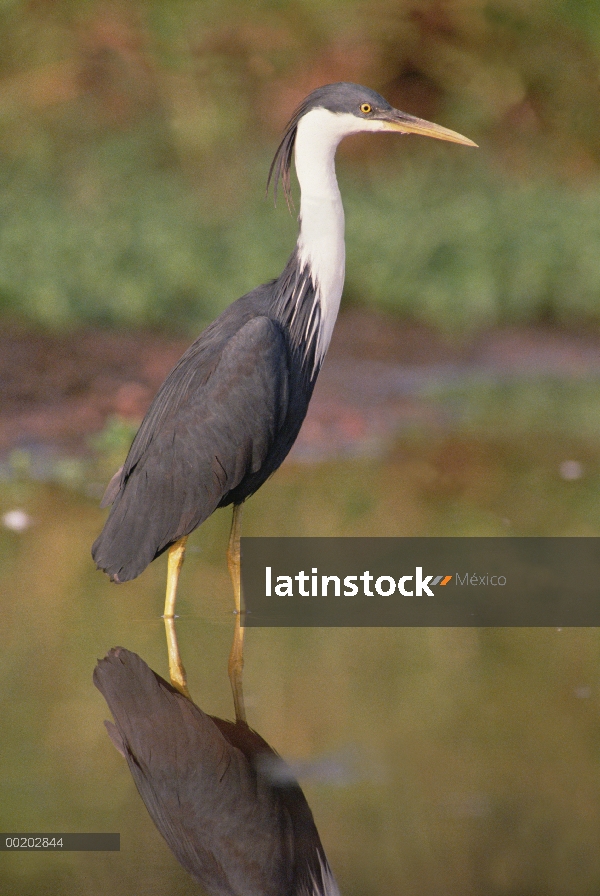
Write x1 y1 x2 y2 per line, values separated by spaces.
2 431 600 895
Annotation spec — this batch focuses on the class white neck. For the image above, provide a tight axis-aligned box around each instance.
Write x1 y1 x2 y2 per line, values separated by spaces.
294 108 357 364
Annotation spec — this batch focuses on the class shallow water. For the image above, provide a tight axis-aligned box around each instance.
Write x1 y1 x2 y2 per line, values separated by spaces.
2 431 600 895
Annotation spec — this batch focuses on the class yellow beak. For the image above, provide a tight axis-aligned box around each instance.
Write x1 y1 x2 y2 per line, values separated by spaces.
382 111 477 147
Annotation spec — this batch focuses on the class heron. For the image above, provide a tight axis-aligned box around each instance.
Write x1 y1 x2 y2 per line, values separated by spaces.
94 647 341 896
92 82 476 713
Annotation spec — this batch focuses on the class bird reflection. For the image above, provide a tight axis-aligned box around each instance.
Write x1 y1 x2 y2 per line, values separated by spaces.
94 647 340 896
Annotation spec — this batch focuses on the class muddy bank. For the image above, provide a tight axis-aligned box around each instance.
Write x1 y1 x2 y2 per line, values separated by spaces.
2 311 600 461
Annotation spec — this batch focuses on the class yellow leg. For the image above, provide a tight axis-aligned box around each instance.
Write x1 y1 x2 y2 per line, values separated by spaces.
163 616 190 699
163 536 190 698
227 504 246 723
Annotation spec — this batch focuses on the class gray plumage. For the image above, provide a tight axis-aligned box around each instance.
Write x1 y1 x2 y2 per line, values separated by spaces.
92 256 320 581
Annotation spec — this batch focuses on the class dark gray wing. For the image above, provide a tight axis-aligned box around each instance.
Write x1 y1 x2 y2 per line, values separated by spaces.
92 316 289 582
94 648 292 896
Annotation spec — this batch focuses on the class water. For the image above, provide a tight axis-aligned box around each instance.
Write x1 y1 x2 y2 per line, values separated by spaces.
2 432 600 895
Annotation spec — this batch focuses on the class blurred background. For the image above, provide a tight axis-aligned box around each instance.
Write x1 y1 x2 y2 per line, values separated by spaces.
3 0 600 331
3 1 600 894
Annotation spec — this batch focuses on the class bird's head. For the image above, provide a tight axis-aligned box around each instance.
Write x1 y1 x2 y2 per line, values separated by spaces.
268 82 477 205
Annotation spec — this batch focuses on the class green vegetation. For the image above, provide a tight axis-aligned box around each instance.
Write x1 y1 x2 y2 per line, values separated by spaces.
346 160 600 329
2 0 600 331
4 150 600 331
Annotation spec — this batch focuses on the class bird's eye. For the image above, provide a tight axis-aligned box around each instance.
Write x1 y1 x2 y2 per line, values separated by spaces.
360 103 372 115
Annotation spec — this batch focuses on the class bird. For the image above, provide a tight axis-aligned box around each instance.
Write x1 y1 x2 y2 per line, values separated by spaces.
94 646 341 896
92 82 476 712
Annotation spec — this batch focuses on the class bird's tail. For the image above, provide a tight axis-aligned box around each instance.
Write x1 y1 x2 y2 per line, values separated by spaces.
91 471 173 582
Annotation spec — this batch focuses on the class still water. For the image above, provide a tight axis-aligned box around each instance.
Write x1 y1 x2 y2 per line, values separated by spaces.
2 431 600 895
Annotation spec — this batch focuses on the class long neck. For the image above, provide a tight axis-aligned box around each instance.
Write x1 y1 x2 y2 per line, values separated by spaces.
293 108 347 365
